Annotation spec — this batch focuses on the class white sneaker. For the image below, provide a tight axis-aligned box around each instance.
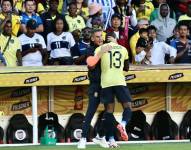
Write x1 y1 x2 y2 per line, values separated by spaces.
109 139 119 148
77 138 87 149
92 136 109 148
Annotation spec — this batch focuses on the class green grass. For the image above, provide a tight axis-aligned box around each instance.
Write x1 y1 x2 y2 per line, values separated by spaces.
1 143 191 150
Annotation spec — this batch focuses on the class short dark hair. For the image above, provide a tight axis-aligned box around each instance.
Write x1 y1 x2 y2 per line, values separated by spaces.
2 0 13 7
24 0 35 5
106 32 116 39
136 37 148 48
52 16 69 32
147 25 157 32
91 28 102 38
139 28 148 35
49 0 59 4
178 21 189 29
111 13 122 20
4 20 12 27
68 2 77 8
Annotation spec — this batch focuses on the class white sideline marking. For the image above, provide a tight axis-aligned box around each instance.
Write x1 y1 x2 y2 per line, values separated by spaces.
0 140 190 147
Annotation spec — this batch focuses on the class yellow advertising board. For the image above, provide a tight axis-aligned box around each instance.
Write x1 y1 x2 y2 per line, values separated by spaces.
0 65 191 116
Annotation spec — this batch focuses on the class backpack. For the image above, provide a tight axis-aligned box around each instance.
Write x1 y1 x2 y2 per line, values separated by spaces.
151 110 178 140
65 113 94 142
126 110 150 140
38 112 65 142
6 114 33 143
179 110 191 139
0 126 4 144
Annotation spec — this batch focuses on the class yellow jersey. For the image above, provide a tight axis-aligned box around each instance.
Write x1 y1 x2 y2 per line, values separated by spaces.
65 15 86 32
95 42 129 88
130 31 140 63
0 34 21 67
0 13 20 36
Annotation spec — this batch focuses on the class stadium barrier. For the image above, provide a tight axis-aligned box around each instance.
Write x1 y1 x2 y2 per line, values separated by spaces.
0 65 191 144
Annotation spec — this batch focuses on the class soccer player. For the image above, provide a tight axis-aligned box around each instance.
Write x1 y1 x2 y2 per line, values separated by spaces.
87 32 132 148
77 29 110 149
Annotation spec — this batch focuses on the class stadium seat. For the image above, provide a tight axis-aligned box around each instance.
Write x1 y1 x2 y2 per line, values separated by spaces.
65 113 94 142
0 126 4 144
6 114 33 143
151 110 179 140
126 110 151 140
38 112 65 142
179 110 191 139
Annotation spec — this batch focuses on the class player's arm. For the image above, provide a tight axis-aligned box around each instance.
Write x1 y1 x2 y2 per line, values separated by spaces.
87 45 112 67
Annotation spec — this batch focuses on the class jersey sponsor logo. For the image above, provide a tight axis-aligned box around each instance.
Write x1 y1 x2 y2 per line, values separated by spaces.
131 98 148 108
125 74 136 81
130 85 148 95
77 20 81 23
11 101 31 111
72 75 88 82
168 73 184 80
11 87 31 98
24 76 39 84
35 38 40 43
62 36 66 40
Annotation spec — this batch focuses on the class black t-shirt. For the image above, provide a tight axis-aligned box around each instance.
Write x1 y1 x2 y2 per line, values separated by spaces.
174 40 191 63
87 45 101 84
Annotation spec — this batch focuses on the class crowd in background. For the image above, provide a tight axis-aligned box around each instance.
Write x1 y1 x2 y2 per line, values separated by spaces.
0 0 191 67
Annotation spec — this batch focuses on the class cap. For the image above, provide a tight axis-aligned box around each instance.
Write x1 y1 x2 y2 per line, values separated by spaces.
26 19 37 30
111 13 122 20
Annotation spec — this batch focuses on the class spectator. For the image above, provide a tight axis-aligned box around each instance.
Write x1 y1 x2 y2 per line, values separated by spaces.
91 16 106 40
65 2 86 32
171 22 191 63
113 0 137 27
135 37 152 64
40 0 65 43
86 3 102 28
133 0 154 20
76 0 89 22
130 18 149 63
106 14 129 50
0 20 22 66
145 25 176 65
166 25 179 45
150 0 176 22
151 3 176 42
139 28 149 40
0 0 21 36
47 17 75 65
19 19 47 66
20 0 44 33
71 27 91 65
